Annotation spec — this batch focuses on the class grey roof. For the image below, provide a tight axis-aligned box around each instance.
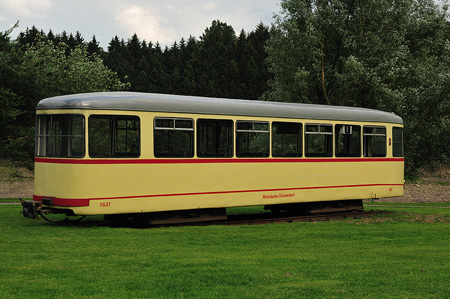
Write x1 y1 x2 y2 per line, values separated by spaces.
37 92 403 125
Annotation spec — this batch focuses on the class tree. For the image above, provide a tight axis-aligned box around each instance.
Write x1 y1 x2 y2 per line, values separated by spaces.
197 20 240 98
265 0 450 175
23 37 129 96
0 30 129 165
87 35 103 58
102 21 272 99
105 36 132 86
237 22 271 100
0 22 29 160
16 26 45 48
178 36 201 95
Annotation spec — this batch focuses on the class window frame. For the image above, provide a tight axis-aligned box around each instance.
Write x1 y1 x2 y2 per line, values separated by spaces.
36 114 85 158
197 119 234 158
272 121 303 158
88 115 141 158
363 126 387 157
392 127 404 157
154 117 194 158
236 120 270 158
304 123 333 157
335 124 361 157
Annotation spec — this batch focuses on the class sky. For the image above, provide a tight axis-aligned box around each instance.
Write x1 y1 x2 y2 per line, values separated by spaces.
0 0 280 48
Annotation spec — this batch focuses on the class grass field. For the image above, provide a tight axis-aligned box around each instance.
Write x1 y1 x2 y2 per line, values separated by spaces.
1 203 449 298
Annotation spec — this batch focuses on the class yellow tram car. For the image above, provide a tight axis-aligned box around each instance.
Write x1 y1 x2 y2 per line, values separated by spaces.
22 92 404 223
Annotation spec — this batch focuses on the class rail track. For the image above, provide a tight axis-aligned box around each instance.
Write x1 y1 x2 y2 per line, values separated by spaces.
153 210 385 228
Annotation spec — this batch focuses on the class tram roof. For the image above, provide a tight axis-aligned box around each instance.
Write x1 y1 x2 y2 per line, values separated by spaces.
37 92 403 125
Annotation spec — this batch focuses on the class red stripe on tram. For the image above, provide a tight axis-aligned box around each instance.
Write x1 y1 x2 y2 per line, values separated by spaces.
33 183 404 207
35 157 404 165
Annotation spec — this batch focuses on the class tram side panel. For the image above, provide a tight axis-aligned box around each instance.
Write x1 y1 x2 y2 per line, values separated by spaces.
34 157 403 216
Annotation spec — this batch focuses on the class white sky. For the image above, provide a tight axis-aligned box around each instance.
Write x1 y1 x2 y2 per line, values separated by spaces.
0 0 280 48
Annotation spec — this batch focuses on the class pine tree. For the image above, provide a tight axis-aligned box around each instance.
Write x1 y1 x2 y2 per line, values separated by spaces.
247 22 271 100
16 26 44 48
87 35 103 57
197 20 239 98
105 36 131 85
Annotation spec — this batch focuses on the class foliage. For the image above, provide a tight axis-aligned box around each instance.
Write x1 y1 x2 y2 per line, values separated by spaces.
103 21 271 100
265 0 450 175
1 10 449 175
1 21 271 167
22 37 129 96
0 23 32 163
0 27 129 166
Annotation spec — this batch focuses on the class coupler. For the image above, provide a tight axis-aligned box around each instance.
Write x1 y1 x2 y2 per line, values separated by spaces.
21 199 42 219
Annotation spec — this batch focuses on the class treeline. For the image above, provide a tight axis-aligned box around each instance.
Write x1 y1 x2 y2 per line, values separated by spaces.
0 20 271 167
106 21 271 100
1 0 449 177
16 20 271 100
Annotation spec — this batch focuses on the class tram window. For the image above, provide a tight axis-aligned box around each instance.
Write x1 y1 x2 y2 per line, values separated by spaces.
89 116 140 158
393 127 404 157
363 126 386 157
272 122 302 157
197 119 233 158
335 125 361 157
36 114 85 158
305 124 333 157
154 118 194 158
236 121 269 157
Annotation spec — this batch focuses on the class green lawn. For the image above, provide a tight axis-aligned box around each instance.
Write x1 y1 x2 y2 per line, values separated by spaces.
1 204 450 298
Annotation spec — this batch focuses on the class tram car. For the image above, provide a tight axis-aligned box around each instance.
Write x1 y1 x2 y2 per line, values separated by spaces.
22 92 404 223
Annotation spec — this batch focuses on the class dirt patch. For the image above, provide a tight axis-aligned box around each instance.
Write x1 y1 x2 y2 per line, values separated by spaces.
0 160 34 199
420 166 450 184
0 181 34 199
383 184 450 203
353 212 450 224
376 165 450 203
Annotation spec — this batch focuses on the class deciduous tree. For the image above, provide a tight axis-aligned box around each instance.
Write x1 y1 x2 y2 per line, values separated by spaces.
0 30 129 165
265 0 450 174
